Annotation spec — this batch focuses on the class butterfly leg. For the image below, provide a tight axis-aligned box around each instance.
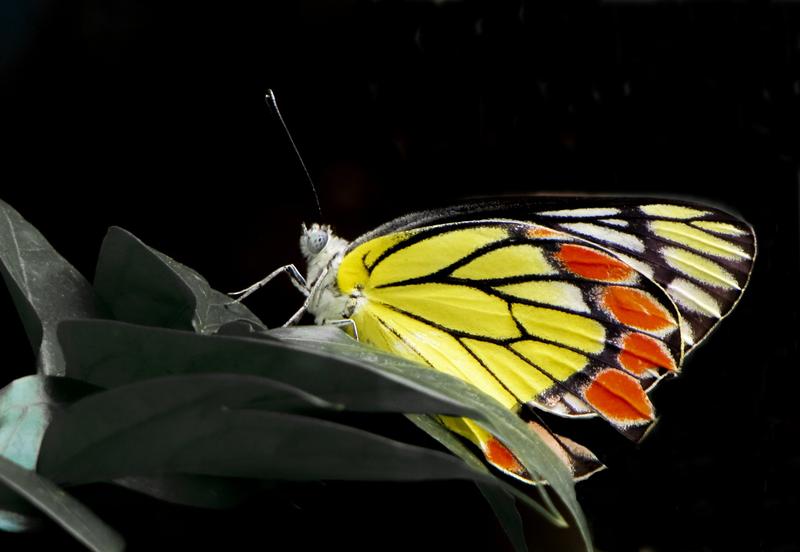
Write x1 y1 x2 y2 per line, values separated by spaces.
326 319 359 341
282 297 312 327
281 265 329 326
229 264 308 303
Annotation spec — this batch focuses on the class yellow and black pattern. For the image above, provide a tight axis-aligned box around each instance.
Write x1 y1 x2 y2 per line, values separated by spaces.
339 220 682 441
328 198 756 481
529 202 756 351
355 197 757 353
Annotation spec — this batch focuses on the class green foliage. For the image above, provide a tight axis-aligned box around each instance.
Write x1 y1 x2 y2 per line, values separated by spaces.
94 227 263 334
0 376 95 531
0 201 104 375
0 456 124 551
0 198 592 551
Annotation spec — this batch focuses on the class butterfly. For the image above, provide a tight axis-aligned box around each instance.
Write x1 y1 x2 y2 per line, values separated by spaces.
235 196 756 483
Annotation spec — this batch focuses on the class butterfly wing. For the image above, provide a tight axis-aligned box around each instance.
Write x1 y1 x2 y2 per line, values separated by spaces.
333 198 755 481
352 197 756 354
527 201 756 352
337 219 686 478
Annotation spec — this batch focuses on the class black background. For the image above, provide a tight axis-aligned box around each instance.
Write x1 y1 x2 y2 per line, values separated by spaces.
1 1 799 551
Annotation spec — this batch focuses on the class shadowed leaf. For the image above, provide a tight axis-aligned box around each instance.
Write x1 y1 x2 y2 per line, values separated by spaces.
37 374 502 488
58 319 474 416
0 456 124 551
0 376 99 532
94 227 264 334
59 320 590 548
0 199 104 375
408 413 528 552
270 325 593 551
112 474 259 509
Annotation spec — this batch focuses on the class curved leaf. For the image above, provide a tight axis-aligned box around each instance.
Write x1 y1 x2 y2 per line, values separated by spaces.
94 227 264 334
0 456 124 551
57 319 591 549
58 319 475 416
112 474 259 509
270 325 593 551
0 199 104 375
37 374 500 488
408 413 528 552
0 375 97 530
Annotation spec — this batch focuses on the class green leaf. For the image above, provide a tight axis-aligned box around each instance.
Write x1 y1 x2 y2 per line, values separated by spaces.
37 374 505 488
57 318 591 549
408 414 528 552
269 326 593 551
0 376 98 531
0 199 104 375
59 320 590 548
0 455 124 551
94 227 264 334
58 319 475 416
112 474 259 509
55 320 573 529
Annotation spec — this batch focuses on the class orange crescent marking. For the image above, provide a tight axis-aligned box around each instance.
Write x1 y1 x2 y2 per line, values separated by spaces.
486 437 525 475
555 243 635 282
584 369 654 423
602 286 677 332
527 227 563 238
618 332 677 374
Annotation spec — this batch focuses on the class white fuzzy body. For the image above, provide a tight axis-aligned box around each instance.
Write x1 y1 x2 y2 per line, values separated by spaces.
300 225 355 324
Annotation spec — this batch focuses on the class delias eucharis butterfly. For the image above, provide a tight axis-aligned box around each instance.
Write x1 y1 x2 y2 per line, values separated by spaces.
234 195 756 483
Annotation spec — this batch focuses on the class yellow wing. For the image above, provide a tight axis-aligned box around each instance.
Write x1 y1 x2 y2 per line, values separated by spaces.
336 220 684 480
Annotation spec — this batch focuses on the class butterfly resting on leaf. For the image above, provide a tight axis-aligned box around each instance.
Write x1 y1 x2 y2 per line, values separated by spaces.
232 197 756 483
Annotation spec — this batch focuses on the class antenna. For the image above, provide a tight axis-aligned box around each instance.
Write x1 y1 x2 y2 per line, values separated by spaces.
265 89 323 218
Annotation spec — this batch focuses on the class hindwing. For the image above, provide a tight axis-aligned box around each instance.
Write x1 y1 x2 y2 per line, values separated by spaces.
340 221 682 439
332 198 756 481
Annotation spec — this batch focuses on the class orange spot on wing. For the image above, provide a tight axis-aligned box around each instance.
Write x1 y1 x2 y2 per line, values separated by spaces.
486 437 525 475
618 333 677 375
527 226 563 238
555 244 635 282
602 286 677 332
584 369 654 423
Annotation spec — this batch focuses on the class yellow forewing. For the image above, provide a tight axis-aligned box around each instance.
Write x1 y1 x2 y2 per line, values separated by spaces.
339 222 677 418
511 304 606 354
691 220 749 236
661 246 740 290
337 232 407 291
531 201 756 354
317 199 756 483
511 341 589 382
639 204 710 219
451 244 556 279
368 283 520 339
333 219 708 480
366 227 508 287
495 281 590 313
648 220 750 260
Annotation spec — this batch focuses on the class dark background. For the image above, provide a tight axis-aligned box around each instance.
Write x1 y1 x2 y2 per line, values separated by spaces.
1 1 799 551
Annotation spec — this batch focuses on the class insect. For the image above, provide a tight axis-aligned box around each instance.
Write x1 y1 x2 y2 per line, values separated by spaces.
233 195 756 483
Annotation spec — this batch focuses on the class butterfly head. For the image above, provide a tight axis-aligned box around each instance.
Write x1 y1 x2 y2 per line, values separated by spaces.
300 223 352 323
300 222 350 284
300 223 332 259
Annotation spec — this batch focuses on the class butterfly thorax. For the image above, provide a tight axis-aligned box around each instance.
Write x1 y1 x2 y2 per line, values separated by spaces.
301 224 357 325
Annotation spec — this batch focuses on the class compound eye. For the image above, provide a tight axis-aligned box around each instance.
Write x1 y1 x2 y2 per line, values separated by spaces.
306 229 329 254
